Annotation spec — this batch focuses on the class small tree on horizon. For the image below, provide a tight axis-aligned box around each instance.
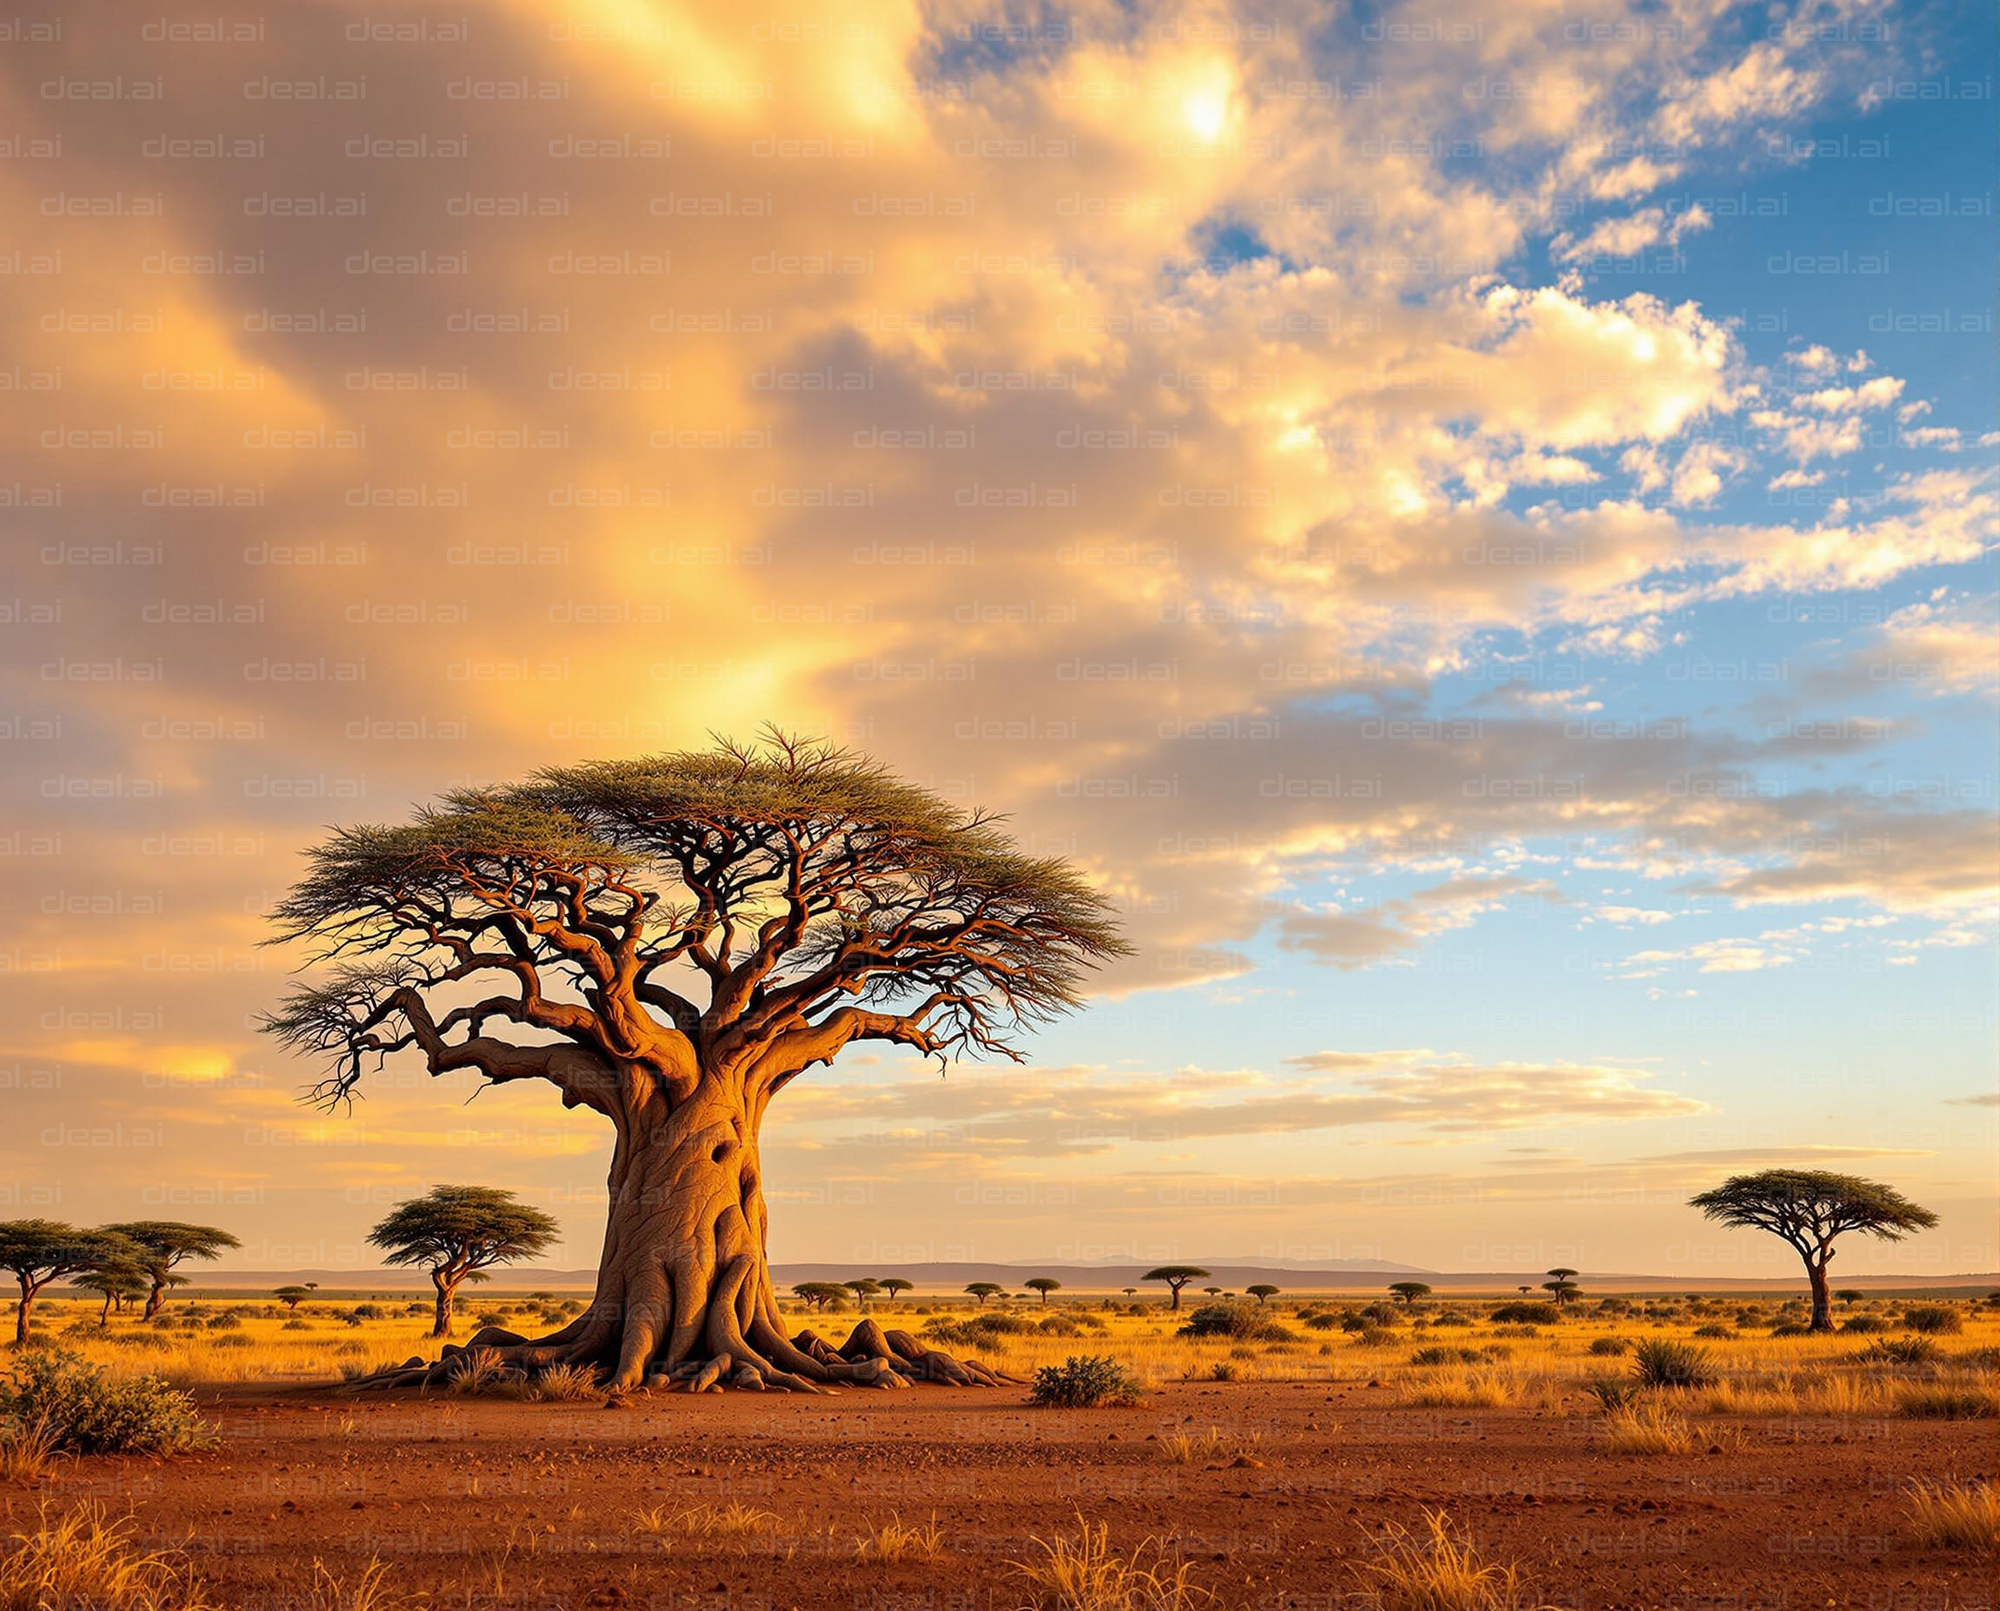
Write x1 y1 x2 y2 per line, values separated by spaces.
0 1221 138 1346
791 1282 846 1312
1246 1283 1279 1305
102 1221 242 1321
367 1185 559 1339
964 1281 1003 1306
275 1285 312 1312
1689 1170 1938 1332
1388 1281 1433 1307
844 1278 882 1311
877 1277 913 1305
1025 1277 1062 1306
1144 1265 1210 1312
1541 1268 1581 1306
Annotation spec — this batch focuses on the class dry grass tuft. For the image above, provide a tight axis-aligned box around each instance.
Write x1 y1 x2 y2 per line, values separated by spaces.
855 1512 946 1563
1905 1480 2000 1551
1007 1516 1215 1611
1392 1370 1513 1408
1598 1401 1700 1455
299 1556 421 1611
631 1501 776 1540
0 1418 62 1485
0 1501 216 1611
531 1363 598 1402
1353 1509 1553 1611
1157 1426 1260 1465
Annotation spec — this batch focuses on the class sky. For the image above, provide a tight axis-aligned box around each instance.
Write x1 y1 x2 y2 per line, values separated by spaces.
1 0 1993 1280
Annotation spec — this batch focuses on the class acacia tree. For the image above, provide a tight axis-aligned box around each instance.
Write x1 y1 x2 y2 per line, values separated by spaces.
73 1266 150 1327
877 1278 913 1305
368 1185 560 1338
1387 1281 1432 1307
275 1285 311 1312
1689 1170 1939 1332
1246 1283 1279 1305
791 1282 845 1312
1025 1277 1061 1306
1144 1266 1209 1311
262 735 1126 1392
0 1221 136 1345
103 1222 241 1321
964 1282 1003 1306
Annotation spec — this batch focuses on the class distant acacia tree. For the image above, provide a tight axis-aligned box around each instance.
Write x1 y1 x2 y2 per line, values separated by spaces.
1541 1268 1581 1307
103 1221 241 1321
1246 1284 1279 1305
791 1282 845 1312
1025 1277 1061 1306
274 1285 312 1312
1690 1171 1939 1332
877 1278 913 1305
0 1221 137 1345
844 1278 882 1311
1387 1281 1433 1307
1121 1287 1137 1298
73 1266 150 1327
965 1282 1003 1306
262 734 1125 1392
367 1185 559 1338
1144 1266 1210 1312
1835 1289 1865 1307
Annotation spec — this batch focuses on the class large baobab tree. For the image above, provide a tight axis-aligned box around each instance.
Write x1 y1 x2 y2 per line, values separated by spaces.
262 734 1127 1392
1689 1170 1938 1332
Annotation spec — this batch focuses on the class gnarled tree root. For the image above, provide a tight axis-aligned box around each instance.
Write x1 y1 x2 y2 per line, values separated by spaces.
341 1300 1017 1396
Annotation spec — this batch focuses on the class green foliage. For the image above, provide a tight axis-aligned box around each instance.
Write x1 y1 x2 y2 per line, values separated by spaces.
367 1185 558 1281
1487 1302 1559 1324
1026 1355 1143 1408
0 1349 215 1455
1855 1337 1940 1365
1630 1338 1716 1389
1585 1379 1641 1411
1588 1336 1632 1356
1901 1303 1962 1335
1176 1303 1294 1342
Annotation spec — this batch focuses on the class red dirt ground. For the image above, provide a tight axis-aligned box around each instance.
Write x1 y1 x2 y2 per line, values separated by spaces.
7 1382 1989 1610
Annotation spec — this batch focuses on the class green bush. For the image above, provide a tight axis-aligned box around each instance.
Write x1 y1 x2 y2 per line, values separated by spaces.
1692 1323 1734 1339
1588 1336 1632 1356
1631 1338 1715 1389
0 1349 215 1455
1488 1302 1560 1324
1838 1315 1887 1334
1305 1313 1342 1331
1026 1355 1143 1408
1177 1303 1294 1342
1901 1304 1962 1336
1409 1345 1484 1366
1430 1311 1473 1327
1769 1322 1811 1338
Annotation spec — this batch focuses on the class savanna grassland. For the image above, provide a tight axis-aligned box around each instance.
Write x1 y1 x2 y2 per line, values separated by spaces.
2 1285 1995 1610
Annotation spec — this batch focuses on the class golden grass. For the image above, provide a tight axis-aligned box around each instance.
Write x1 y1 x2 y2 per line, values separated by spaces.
530 1363 599 1402
1905 1480 2000 1551
1007 1516 1215 1611
1353 1509 1553 1611
1157 1426 1260 1464
1695 1372 1888 1417
1598 1401 1700 1455
299 1557 421 1611
1893 1382 2000 1420
855 1512 946 1563
0 1418 61 1484
631 1501 776 1540
0 1501 216 1611
1391 1369 1514 1408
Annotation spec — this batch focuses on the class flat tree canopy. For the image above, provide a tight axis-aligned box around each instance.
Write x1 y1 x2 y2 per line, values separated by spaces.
368 1185 559 1338
1689 1169 1938 1331
262 734 1127 1392
103 1221 241 1320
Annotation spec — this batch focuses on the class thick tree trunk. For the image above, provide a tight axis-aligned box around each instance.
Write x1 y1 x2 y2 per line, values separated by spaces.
431 1271 455 1338
143 1278 166 1322
14 1277 33 1346
360 1075 1011 1394
1806 1255 1833 1332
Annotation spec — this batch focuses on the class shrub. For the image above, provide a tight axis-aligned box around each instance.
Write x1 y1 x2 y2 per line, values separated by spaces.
1207 1363 1238 1382
1177 1303 1293 1342
352 1303 385 1320
1305 1313 1342 1331
0 1350 214 1456
1026 1356 1144 1408
1902 1304 1963 1336
281 1319 310 1332
1353 1326 1397 1347
1631 1338 1715 1390
1584 1379 1640 1412
1587 1337 1631 1357
1894 1384 1999 1420
1410 1346 1484 1367
1430 1310 1474 1328
1692 1323 1734 1339
1769 1322 1810 1338
1599 1401 1701 1455
1487 1302 1559 1325
1839 1315 1887 1334
1856 1337 1940 1365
